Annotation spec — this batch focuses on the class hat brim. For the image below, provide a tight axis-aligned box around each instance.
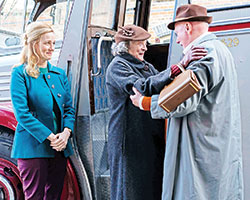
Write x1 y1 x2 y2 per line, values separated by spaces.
115 33 151 44
167 16 212 30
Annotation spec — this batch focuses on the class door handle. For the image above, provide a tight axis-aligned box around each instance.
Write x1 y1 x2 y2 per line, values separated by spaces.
91 36 113 77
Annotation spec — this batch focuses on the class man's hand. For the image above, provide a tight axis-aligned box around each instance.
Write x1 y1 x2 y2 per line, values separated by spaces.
130 87 143 108
50 128 71 151
180 46 207 67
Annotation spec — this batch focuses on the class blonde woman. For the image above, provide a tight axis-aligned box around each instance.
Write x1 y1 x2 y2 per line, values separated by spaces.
10 22 75 199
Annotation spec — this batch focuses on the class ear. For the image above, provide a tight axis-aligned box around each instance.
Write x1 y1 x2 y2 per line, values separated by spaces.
185 22 192 34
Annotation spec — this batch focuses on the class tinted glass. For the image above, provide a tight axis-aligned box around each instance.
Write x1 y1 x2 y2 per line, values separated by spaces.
0 0 34 48
124 0 136 25
191 0 250 9
36 0 73 42
91 0 118 29
147 0 175 44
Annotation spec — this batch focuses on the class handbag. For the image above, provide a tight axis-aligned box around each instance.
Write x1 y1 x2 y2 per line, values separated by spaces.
158 64 201 113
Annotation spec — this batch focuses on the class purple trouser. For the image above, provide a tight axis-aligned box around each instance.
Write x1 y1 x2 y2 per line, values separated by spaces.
17 152 67 200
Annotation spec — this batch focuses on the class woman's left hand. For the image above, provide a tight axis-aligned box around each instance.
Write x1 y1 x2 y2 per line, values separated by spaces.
50 128 71 151
130 87 142 107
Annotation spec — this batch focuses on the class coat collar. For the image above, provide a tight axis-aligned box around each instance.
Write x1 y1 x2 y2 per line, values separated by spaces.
193 32 217 46
21 62 61 76
47 62 61 74
183 32 217 54
118 53 150 69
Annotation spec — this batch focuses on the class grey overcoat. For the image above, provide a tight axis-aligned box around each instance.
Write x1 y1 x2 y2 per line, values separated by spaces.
106 52 171 200
151 33 244 200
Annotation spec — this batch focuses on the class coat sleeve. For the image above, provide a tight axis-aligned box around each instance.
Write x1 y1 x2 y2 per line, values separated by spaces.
150 52 221 119
108 60 172 96
134 67 173 96
61 70 75 132
10 67 52 143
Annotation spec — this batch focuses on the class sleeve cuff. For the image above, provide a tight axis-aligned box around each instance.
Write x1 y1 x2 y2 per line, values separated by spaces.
150 95 170 119
139 96 151 111
171 63 185 78
139 96 144 110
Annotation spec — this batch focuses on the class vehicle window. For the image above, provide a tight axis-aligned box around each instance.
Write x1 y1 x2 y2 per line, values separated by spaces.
36 0 73 42
191 0 250 9
90 0 118 29
124 0 136 25
124 0 175 44
0 0 34 47
0 0 72 55
147 0 175 44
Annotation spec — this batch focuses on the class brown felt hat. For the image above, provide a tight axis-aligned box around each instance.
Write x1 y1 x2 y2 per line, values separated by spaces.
168 4 212 30
114 24 151 44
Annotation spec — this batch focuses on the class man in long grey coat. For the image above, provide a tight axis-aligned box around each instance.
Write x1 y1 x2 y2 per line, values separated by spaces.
130 4 244 200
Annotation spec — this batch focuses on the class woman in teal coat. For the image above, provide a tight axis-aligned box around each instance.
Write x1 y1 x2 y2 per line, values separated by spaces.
10 22 75 200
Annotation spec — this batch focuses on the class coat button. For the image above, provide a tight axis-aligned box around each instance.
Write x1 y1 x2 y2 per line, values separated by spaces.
144 64 149 71
62 104 65 107
52 84 55 89
48 75 51 79
57 93 62 98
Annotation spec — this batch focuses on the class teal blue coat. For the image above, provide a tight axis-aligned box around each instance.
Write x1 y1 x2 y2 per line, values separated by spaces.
10 62 75 158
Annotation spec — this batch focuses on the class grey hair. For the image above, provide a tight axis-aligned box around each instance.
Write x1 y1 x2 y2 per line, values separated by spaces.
111 41 129 56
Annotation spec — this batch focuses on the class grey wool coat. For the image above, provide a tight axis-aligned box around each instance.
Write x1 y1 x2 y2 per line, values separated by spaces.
151 33 244 200
106 52 171 200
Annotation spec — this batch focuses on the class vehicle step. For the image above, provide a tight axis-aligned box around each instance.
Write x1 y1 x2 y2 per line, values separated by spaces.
0 79 10 84
0 97 11 102
0 72 11 77
0 90 10 99
0 86 10 91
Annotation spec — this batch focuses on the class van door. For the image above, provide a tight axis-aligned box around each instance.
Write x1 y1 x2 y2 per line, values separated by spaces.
57 0 126 198
84 1 123 199
208 4 250 199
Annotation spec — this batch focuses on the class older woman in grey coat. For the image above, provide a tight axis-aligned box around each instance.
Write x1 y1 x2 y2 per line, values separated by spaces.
106 24 207 200
106 25 167 200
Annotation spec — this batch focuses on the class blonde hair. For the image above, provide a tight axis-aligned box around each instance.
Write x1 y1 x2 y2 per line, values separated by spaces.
19 22 54 78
